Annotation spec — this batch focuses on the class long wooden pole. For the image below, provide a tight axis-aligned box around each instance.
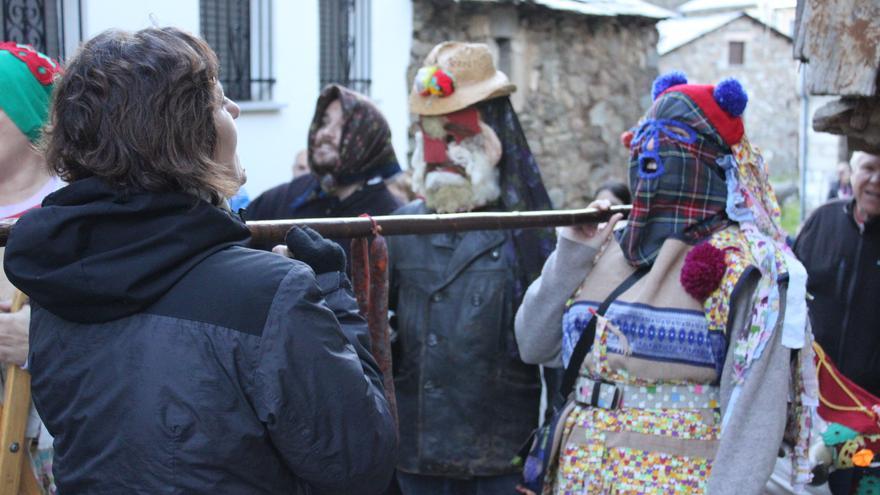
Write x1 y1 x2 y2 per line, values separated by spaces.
0 291 41 495
0 206 631 247
248 205 630 245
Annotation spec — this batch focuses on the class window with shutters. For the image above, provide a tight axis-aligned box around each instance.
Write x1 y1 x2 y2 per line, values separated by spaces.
1 0 82 60
319 0 371 96
200 0 274 102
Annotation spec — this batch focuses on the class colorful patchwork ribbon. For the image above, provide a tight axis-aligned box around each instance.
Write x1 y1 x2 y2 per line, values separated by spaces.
718 137 818 490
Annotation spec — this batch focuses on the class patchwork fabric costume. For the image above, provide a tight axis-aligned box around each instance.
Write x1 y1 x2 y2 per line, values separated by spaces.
514 73 817 494
814 344 880 494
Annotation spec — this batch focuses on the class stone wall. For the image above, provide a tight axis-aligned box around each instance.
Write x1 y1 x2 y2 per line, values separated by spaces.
660 16 800 178
410 0 661 208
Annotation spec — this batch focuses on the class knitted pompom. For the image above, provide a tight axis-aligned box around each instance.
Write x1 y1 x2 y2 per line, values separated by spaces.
680 242 726 301
713 78 748 117
414 66 456 97
652 71 688 100
822 423 859 447
853 449 875 468
620 130 634 149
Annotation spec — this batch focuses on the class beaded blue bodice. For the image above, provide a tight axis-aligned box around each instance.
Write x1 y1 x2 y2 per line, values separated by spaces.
561 300 726 376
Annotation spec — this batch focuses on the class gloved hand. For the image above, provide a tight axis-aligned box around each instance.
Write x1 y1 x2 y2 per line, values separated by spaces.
284 226 346 274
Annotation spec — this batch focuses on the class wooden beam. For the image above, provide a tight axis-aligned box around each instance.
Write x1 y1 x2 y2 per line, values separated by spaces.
796 0 880 97
0 206 631 247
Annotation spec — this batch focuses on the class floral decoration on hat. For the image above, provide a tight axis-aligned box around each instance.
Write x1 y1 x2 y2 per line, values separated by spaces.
0 41 61 85
414 65 455 98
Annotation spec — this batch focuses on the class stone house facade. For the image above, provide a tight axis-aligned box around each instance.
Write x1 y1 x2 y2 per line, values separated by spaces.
659 13 800 177
409 0 668 208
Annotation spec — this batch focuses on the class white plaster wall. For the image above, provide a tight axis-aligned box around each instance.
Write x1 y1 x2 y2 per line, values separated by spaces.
78 0 413 198
83 0 200 35
803 96 842 215
233 0 320 198
371 0 414 171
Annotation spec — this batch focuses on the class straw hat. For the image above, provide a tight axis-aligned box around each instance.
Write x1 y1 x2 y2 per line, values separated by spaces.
409 42 516 116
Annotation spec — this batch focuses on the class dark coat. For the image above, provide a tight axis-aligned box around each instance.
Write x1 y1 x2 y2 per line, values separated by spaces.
3 178 396 494
794 199 880 395
387 201 540 478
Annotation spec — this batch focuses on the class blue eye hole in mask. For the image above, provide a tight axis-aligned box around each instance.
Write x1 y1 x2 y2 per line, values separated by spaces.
630 118 698 180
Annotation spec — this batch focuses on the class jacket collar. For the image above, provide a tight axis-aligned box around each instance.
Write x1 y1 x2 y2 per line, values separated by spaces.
435 229 507 292
846 199 879 235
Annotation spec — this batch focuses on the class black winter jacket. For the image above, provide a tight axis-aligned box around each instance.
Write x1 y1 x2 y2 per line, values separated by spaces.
794 199 880 395
3 178 396 494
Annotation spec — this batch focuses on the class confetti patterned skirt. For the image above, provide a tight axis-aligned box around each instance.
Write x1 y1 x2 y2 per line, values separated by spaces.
550 403 720 494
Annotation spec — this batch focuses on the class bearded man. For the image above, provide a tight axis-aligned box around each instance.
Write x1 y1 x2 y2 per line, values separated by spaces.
247 84 402 257
387 42 555 495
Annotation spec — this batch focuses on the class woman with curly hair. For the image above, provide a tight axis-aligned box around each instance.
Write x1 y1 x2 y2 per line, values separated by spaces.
4 27 396 494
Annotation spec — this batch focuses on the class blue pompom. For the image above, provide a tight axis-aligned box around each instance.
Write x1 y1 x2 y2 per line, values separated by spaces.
713 78 748 117
651 71 688 100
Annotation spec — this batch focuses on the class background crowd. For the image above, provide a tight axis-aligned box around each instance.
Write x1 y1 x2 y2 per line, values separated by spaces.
0 13 877 495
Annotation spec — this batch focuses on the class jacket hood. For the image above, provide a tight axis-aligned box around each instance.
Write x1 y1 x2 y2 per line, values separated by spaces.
4 177 251 323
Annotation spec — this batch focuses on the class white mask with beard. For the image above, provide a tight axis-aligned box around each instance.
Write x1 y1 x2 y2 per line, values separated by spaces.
411 122 502 213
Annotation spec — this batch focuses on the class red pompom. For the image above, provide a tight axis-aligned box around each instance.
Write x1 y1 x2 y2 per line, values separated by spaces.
433 70 454 96
621 130 634 149
680 242 727 301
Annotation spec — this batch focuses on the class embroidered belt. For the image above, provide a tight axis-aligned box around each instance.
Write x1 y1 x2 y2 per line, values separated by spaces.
574 376 720 410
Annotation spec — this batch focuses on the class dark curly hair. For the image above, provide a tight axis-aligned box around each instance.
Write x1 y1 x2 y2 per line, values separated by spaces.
44 27 239 200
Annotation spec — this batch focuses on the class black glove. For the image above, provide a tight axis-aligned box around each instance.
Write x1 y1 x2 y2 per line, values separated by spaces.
285 226 346 274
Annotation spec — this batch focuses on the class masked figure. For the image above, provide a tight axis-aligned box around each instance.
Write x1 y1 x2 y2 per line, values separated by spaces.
515 72 817 494
387 42 555 494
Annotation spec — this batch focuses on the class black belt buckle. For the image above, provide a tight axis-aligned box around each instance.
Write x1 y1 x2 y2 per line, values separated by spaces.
590 380 621 410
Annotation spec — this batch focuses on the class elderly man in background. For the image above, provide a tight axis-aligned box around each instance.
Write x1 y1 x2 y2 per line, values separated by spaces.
387 41 554 495
794 151 880 495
